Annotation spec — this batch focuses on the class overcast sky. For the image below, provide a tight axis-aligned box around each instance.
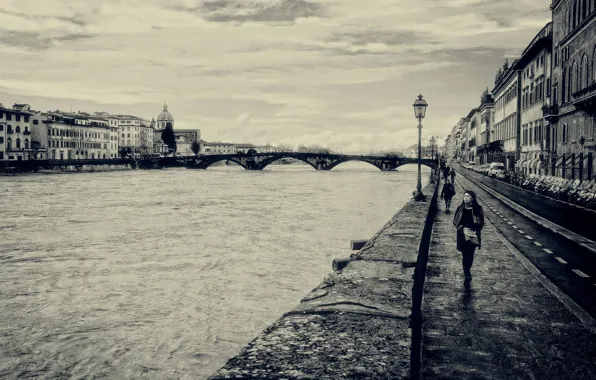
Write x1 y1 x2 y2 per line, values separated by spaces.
0 0 550 152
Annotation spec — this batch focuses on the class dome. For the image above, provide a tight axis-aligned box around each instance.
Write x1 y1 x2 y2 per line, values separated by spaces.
157 103 174 122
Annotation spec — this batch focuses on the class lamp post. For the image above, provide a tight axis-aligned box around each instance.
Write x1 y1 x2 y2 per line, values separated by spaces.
413 94 428 201
429 136 436 184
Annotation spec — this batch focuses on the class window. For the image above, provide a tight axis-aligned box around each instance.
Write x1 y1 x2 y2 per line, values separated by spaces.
24 139 28 149
16 138 20 149
33 119 38 125
15 125 20 133
0 125 3 131
0 137 3 143
582 55 589 88
15 115 20 122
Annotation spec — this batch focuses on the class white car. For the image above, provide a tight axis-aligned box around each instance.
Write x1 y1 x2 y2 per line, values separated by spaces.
488 162 505 178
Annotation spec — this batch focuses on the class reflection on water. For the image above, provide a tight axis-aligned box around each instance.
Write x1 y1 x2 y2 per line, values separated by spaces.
0 163 428 379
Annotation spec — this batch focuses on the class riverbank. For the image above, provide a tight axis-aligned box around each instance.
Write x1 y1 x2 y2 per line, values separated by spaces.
0 164 132 176
208 181 439 379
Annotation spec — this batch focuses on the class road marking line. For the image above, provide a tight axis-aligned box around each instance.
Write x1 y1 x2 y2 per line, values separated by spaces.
555 257 568 264
543 248 553 254
512 225 518 228
507 222 513 225
525 235 533 240
572 269 590 278
533 242 543 246
518 230 525 234
503 218 508 221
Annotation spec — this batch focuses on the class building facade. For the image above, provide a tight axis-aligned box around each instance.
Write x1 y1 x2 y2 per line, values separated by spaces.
476 89 496 164
0 103 34 161
517 22 553 175
43 111 118 160
109 114 153 158
492 59 521 171
549 0 596 179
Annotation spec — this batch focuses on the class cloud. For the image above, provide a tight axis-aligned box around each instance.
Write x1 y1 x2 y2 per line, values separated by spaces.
196 0 326 24
0 0 554 152
237 112 251 126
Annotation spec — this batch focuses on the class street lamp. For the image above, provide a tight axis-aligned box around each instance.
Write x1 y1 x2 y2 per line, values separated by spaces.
413 94 428 201
429 136 436 183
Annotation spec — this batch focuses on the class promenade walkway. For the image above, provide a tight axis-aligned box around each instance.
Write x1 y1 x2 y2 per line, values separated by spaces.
420 182 596 379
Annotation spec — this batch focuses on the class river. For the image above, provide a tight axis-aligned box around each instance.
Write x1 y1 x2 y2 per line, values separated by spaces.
0 163 429 379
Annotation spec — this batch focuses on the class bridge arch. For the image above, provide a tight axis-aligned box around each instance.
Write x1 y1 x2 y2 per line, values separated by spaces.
195 156 249 170
322 157 385 171
255 154 320 170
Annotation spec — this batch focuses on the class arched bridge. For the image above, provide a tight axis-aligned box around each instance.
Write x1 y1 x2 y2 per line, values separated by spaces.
177 152 436 171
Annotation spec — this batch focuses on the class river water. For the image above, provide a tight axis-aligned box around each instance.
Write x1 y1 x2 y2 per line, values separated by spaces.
0 163 429 379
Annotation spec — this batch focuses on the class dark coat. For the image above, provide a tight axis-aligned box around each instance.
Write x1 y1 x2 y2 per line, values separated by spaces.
440 183 455 200
453 204 485 250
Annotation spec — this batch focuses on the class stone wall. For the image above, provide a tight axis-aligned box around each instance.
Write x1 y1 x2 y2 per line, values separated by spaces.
208 181 439 380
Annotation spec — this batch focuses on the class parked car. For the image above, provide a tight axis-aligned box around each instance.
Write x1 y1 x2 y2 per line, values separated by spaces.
488 162 506 179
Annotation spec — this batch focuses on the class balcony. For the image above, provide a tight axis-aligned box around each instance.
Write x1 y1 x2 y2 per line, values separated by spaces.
542 104 559 121
572 82 596 114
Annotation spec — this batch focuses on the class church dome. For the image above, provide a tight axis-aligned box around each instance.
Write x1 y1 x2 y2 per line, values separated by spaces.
157 103 174 122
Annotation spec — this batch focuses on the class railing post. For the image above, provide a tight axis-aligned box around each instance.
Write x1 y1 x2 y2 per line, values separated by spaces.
579 152 584 182
562 153 566 178
571 153 576 180
589 152 594 181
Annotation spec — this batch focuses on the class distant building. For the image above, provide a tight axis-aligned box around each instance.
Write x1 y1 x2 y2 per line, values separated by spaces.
151 103 200 156
0 103 34 161
39 110 119 160
108 114 153 158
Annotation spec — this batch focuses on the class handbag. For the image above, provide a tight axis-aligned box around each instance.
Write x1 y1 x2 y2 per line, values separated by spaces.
463 227 479 246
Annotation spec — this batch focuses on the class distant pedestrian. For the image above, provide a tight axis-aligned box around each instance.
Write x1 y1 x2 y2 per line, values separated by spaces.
453 190 484 285
443 166 450 180
450 168 456 183
440 178 456 213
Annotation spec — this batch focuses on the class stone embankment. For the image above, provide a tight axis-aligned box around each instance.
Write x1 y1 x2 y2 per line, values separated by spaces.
209 182 439 380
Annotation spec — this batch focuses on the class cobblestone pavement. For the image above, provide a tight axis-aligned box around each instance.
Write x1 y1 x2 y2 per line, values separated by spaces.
421 184 596 380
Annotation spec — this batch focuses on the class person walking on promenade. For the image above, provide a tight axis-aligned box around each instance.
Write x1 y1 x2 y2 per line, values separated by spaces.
453 191 484 284
440 178 456 213
450 168 456 183
443 165 450 180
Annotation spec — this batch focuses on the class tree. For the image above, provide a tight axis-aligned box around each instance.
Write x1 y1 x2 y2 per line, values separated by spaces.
161 122 177 155
191 140 201 156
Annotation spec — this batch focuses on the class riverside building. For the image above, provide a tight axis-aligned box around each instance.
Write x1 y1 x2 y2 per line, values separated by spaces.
549 0 596 179
518 22 553 175
492 59 521 171
42 111 118 160
0 103 34 161
108 114 153 158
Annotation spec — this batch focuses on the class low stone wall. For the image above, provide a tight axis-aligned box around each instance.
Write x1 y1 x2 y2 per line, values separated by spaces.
208 181 439 380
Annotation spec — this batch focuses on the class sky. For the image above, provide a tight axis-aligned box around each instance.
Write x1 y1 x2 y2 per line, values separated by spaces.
0 0 551 153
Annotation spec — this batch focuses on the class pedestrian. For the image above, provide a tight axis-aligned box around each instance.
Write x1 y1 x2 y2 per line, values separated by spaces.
443 165 450 180
452 190 484 285
440 178 456 213
450 168 456 183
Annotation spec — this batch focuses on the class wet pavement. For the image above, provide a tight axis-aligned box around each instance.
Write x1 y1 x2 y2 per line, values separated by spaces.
421 181 596 379
456 169 596 319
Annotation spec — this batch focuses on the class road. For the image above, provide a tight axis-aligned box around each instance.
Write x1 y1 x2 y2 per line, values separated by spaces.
454 168 596 319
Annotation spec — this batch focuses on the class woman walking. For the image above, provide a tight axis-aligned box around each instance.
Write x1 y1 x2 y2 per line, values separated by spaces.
453 191 485 284
440 178 456 213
